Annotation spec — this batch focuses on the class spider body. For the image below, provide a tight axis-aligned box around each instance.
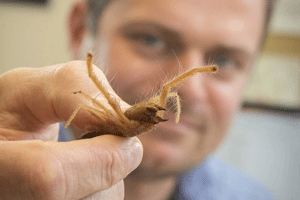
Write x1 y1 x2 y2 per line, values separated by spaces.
81 101 167 138
65 53 217 138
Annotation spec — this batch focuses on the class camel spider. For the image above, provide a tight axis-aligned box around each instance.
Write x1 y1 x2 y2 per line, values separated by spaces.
65 53 217 138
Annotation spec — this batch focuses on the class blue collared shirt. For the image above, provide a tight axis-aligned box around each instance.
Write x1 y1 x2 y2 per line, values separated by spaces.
171 157 274 200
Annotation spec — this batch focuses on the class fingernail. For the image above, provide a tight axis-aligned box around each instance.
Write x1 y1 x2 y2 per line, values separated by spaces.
125 137 143 173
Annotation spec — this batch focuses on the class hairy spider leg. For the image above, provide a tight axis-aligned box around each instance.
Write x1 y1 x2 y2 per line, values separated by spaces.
84 106 125 127
86 53 131 124
72 91 114 118
65 104 106 128
150 92 181 123
64 91 124 129
158 66 218 118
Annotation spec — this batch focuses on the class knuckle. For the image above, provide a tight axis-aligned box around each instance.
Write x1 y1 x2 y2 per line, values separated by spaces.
65 60 87 72
92 146 126 189
23 141 65 200
55 60 87 80
104 151 122 188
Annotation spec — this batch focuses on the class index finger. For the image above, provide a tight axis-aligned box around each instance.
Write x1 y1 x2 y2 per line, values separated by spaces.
0 60 129 139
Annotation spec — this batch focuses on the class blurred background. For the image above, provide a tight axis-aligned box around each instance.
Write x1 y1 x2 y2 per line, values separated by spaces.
0 0 299 199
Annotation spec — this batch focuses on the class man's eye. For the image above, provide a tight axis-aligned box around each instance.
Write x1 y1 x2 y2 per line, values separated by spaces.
139 35 165 49
214 55 234 69
127 33 169 57
209 54 245 81
143 35 159 45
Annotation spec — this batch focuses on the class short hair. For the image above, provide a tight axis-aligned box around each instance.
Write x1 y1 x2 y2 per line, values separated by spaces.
87 0 275 45
86 0 111 36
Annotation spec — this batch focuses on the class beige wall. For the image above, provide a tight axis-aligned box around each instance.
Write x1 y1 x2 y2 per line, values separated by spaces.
0 0 74 74
1 0 299 107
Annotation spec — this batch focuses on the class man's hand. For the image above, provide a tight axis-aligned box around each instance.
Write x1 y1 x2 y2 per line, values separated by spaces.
0 61 143 199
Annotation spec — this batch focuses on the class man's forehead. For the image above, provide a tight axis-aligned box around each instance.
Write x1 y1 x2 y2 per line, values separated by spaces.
102 0 265 53
108 0 265 31
116 0 264 10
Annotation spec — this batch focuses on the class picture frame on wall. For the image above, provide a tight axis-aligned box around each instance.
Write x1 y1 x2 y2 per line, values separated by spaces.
242 34 300 114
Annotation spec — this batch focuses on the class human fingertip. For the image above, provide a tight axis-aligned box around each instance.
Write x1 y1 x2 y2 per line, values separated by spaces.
125 137 143 172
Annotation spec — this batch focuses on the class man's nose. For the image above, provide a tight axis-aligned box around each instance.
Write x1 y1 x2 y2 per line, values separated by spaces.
167 49 209 110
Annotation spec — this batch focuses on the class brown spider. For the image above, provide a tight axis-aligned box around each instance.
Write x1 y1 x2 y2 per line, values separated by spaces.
64 53 217 138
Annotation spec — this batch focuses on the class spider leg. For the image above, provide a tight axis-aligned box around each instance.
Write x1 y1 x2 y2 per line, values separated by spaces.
64 104 119 128
87 106 125 127
158 66 217 117
86 53 131 124
150 92 181 123
73 90 114 118
166 93 181 123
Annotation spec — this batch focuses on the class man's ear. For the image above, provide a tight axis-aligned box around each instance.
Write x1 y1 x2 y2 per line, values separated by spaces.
67 0 89 59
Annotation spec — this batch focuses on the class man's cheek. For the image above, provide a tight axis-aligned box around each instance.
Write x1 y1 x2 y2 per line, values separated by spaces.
213 86 241 129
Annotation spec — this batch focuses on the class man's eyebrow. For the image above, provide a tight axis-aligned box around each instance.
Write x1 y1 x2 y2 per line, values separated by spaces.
119 21 182 40
208 46 253 60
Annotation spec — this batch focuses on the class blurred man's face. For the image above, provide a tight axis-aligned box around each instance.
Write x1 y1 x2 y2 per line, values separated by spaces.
81 0 265 177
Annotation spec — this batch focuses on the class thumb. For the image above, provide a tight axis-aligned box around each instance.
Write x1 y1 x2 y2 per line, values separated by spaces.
51 135 143 199
81 180 124 200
